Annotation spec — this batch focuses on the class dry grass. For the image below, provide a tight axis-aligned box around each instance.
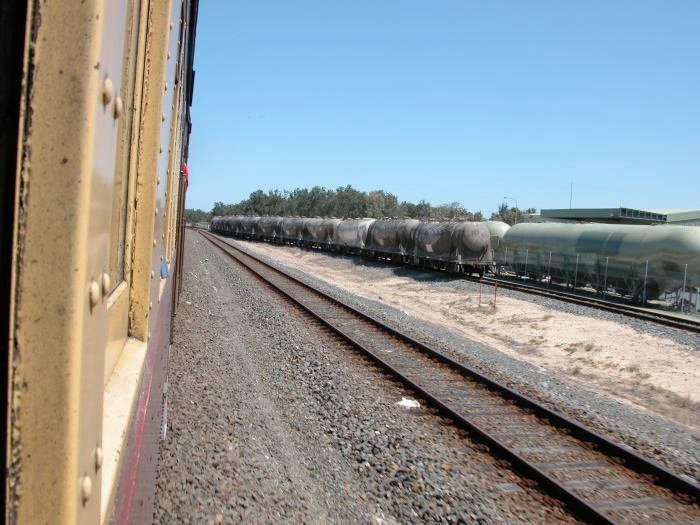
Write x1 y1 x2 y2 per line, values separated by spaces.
563 344 578 355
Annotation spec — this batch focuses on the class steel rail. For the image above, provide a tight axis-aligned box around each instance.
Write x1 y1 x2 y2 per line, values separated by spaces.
197 226 699 333
473 274 700 334
198 229 700 524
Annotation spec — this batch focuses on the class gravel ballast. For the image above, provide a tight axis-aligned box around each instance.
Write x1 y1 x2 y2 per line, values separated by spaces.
224 237 700 482
154 231 580 523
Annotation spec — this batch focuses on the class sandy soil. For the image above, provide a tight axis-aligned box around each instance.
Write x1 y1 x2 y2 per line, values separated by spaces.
235 240 700 430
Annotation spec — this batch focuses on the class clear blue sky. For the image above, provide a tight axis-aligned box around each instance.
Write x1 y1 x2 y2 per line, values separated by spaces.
185 1 699 215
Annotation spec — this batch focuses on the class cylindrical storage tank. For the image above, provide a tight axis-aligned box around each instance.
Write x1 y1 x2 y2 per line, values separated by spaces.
501 223 700 300
367 219 420 255
335 219 376 250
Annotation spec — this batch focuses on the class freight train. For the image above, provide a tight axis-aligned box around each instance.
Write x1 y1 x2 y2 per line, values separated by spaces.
211 216 700 308
210 216 494 275
3 1 199 523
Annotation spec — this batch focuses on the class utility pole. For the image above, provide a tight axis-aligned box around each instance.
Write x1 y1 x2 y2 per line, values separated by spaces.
569 182 573 209
503 196 518 224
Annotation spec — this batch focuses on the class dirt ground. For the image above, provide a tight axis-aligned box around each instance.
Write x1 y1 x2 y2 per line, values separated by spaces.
236 240 700 430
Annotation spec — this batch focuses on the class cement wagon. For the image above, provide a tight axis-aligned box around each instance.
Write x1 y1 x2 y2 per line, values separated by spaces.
366 219 420 262
258 216 283 240
335 219 376 252
500 223 700 303
279 217 307 243
414 221 492 274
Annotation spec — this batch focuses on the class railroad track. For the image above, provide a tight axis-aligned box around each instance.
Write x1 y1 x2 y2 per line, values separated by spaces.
198 229 700 524
471 274 700 334
192 226 699 333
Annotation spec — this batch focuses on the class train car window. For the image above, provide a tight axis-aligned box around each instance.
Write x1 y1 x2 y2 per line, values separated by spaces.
108 0 143 292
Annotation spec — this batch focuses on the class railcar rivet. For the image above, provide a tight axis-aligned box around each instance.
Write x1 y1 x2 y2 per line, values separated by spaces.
161 255 164 261
162 234 165 240
153 239 157 246
164 82 168 92
113 96 123 119
149 302 153 310
94 447 103 470
160 144 163 153
157 177 161 185
81 475 92 503
102 78 113 106
162 113 166 122
89 281 100 308
151 270 155 278
101 273 111 294
155 207 159 215
148 331 151 341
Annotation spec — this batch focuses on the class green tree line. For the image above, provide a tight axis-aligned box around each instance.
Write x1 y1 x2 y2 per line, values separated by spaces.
186 185 535 225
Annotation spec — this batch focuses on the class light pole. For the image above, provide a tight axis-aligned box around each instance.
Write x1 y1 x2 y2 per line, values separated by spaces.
503 196 518 224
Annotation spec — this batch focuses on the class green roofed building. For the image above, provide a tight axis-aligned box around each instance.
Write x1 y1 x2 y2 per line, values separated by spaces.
535 207 700 226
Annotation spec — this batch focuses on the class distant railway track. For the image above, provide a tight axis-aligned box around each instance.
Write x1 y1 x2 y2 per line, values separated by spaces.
197 229 700 525
470 274 700 334
192 225 700 333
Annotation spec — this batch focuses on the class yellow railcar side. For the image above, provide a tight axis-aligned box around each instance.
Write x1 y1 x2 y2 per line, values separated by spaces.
5 1 198 523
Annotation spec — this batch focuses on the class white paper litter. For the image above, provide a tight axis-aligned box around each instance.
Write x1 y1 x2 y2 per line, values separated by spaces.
396 397 420 408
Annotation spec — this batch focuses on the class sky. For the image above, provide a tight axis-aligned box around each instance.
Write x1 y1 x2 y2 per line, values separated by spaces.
185 1 699 216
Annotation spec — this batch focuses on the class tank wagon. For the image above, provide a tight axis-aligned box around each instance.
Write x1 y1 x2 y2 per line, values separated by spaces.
367 219 421 262
258 216 283 241
280 217 307 243
239 216 261 238
301 218 328 246
335 219 376 253
483 221 511 250
414 221 492 274
500 223 700 303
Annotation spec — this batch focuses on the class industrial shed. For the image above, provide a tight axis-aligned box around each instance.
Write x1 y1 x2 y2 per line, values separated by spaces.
534 207 700 226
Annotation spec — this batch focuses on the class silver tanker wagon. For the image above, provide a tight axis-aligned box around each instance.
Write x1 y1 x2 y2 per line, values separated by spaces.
500 222 700 305
279 217 308 244
366 219 421 263
258 216 284 241
334 218 376 253
300 218 342 249
413 221 492 274
483 220 511 250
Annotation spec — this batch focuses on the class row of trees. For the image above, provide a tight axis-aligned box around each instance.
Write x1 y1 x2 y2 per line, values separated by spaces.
185 185 535 225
